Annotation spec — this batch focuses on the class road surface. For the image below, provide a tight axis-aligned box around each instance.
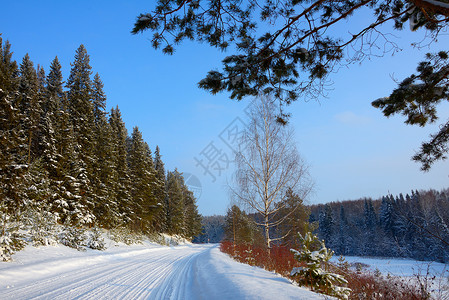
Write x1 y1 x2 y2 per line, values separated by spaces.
0 243 327 299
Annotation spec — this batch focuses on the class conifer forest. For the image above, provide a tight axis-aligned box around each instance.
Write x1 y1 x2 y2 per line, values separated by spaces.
2 0 449 298
311 189 449 263
0 38 202 239
211 188 449 263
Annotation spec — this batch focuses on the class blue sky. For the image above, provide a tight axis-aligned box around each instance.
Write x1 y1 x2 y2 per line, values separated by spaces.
2 1 448 216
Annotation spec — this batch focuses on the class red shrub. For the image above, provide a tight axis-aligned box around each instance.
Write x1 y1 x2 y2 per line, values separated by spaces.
220 241 429 300
332 266 429 300
220 241 304 277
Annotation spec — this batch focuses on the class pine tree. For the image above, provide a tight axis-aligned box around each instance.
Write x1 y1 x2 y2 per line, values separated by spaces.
128 127 160 233
224 205 263 246
39 57 66 222
319 204 334 247
21 158 52 219
90 73 118 227
18 54 41 166
362 199 378 255
93 117 118 227
165 170 185 235
363 199 377 230
392 195 407 239
428 207 449 262
144 142 163 231
407 192 428 260
377 196 398 256
52 123 93 225
40 57 83 224
153 145 168 232
290 232 351 299
0 38 28 215
273 187 312 247
40 115 60 201
66 45 94 143
92 73 106 123
379 196 394 234
45 56 65 148
182 184 202 239
65 44 95 224
134 1 449 171
337 205 350 255
66 44 95 169
109 106 132 225
32 65 47 159
45 57 64 115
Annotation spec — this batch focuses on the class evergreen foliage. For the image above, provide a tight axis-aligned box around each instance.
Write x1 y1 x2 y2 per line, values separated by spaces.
224 205 264 246
86 227 106 250
18 54 41 165
165 170 186 235
0 37 28 216
373 51 449 170
0 39 202 248
0 211 25 262
58 225 88 251
318 204 334 248
133 0 449 170
108 226 143 245
193 215 225 243
182 187 203 239
153 145 168 232
128 127 160 233
272 188 313 248
290 232 351 299
65 44 95 226
133 0 449 104
109 106 133 225
0 213 14 262
311 188 449 262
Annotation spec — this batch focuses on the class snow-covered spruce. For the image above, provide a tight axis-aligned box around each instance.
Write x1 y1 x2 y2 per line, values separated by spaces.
58 226 88 251
23 207 58 247
0 232 13 262
0 213 13 262
86 227 106 250
290 232 351 300
108 227 143 245
0 213 26 262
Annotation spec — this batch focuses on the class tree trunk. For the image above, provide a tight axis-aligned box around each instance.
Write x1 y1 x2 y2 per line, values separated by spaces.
233 209 236 255
265 214 270 255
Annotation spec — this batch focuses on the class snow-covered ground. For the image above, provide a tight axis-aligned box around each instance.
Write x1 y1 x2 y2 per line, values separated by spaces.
331 255 449 298
0 241 328 299
331 255 449 278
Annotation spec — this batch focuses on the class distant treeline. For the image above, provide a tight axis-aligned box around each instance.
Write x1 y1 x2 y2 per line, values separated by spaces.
193 215 225 243
199 188 449 262
311 189 449 262
0 38 201 238
199 189 311 247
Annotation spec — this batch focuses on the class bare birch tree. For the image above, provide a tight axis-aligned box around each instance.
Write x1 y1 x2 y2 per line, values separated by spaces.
232 96 313 251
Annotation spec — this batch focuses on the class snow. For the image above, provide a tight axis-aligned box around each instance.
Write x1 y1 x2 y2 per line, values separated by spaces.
0 242 329 299
409 11 419 31
13 164 28 170
138 14 151 22
331 255 448 278
332 256 449 298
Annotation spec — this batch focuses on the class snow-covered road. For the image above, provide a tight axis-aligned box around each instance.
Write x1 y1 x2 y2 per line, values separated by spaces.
0 243 326 299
